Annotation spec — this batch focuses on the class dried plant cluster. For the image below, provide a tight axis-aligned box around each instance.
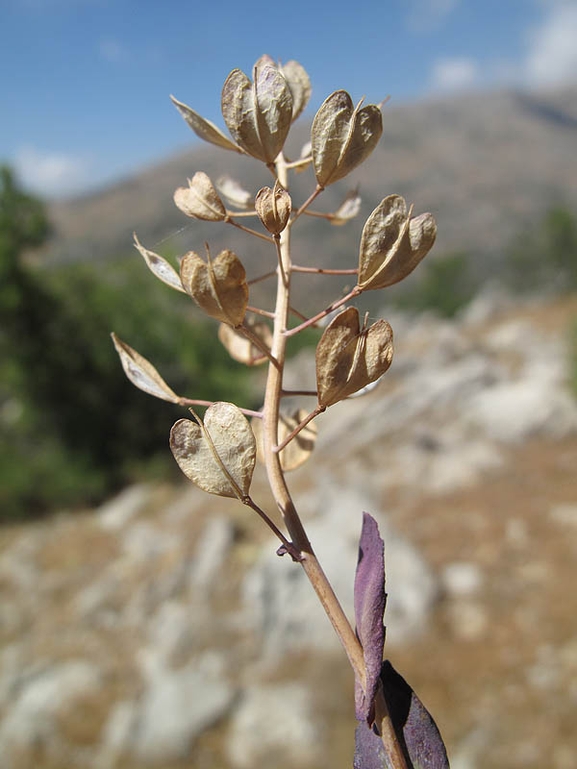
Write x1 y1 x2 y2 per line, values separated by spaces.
113 56 448 769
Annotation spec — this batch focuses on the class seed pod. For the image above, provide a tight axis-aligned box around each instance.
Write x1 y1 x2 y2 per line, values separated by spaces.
170 402 256 498
133 234 185 293
358 195 437 290
331 188 362 226
255 180 291 235
316 307 393 407
311 90 382 188
216 175 253 210
180 248 248 327
218 320 272 366
221 61 293 164
111 333 181 404
173 172 226 221
170 95 242 154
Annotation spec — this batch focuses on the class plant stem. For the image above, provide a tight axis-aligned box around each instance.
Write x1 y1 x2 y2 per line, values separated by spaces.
261 153 366 690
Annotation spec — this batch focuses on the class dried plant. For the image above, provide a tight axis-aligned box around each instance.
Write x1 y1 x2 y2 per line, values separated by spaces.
113 55 448 769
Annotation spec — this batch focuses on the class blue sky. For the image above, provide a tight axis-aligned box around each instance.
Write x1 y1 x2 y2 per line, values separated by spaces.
2 0 576 198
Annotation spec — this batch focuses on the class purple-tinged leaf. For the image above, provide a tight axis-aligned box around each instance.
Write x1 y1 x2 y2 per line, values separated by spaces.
381 660 449 769
354 512 387 722
354 720 388 769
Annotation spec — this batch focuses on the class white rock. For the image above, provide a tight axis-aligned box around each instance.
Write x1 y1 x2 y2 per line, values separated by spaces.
0 661 101 753
226 683 320 769
442 562 484 597
189 516 234 594
133 652 235 762
98 484 150 530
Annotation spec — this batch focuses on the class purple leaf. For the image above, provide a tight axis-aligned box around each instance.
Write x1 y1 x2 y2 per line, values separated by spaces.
354 512 387 721
381 660 449 769
353 662 449 769
354 720 388 769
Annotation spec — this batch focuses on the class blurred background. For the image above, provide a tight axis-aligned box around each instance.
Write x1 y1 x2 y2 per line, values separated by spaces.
1 1 577 768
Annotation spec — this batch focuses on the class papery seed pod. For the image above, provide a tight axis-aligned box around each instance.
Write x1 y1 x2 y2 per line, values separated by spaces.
252 408 317 472
358 194 437 291
316 307 393 407
255 180 291 235
111 333 181 404
278 59 311 121
311 90 382 188
331 188 362 226
133 234 185 293
170 95 242 154
218 320 272 366
216 175 253 210
180 248 248 326
170 402 256 498
221 61 293 164
174 172 226 221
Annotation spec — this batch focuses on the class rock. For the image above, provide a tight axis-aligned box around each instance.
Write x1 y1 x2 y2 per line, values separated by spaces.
226 683 321 769
98 484 150 530
441 562 484 597
0 661 101 757
133 651 235 762
189 516 235 594
95 700 139 769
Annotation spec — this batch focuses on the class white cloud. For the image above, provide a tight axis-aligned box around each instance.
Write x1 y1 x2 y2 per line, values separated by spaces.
430 56 479 92
524 1 577 86
14 146 92 198
406 0 461 33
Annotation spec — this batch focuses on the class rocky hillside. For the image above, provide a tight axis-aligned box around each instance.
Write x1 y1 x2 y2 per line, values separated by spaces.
43 83 577 289
1 290 577 769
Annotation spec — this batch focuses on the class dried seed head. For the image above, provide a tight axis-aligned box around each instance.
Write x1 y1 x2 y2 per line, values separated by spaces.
221 60 293 164
170 402 256 498
316 307 393 407
174 172 226 221
311 90 383 188
255 180 292 235
358 195 437 290
180 248 248 326
218 320 272 366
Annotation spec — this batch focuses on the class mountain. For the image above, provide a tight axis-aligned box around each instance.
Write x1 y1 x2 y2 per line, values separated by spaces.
44 83 577 285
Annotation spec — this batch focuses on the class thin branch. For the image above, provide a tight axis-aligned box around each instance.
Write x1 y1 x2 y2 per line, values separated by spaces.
292 184 324 222
226 217 273 243
246 305 275 319
292 265 358 275
284 156 312 170
274 405 325 454
242 496 299 557
178 397 262 419
237 323 279 370
248 270 277 286
284 285 362 337
281 389 318 398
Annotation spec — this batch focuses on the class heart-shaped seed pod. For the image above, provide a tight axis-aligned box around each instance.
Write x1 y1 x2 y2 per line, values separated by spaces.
311 91 382 188
316 307 393 407
358 195 437 290
170 402 256 499
180 249 248 327
218 320 272 366
173 172 226 222
221 61 293 164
